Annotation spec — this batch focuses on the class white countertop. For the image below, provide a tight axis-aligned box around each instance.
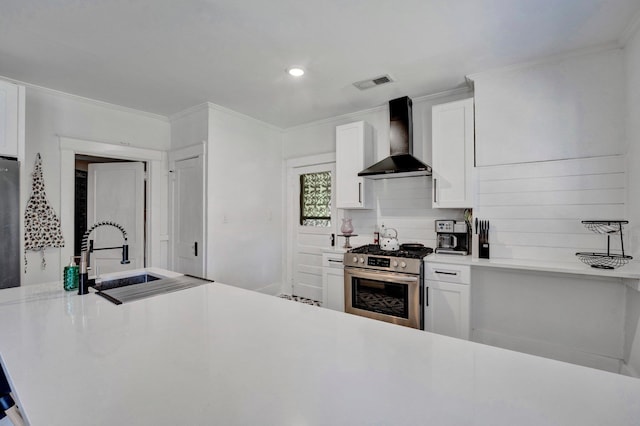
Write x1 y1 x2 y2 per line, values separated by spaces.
426 253 640 280
1 274 640 425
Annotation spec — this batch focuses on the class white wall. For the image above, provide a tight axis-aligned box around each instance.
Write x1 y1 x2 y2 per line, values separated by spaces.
626 29 640 261
472 47 625 166
472 268 626 373
475 155 626 263
23 86 170 285
466 47 635 373
623 23 640 376
205 105 283 293
470 47 627 264
170 104 209 149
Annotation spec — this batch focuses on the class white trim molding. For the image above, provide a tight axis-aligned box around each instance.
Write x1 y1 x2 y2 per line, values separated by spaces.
168 142 208 277
170 102 282 133
0 77 169 123
59 136 168 273
286 152 336 169
466 43 621 83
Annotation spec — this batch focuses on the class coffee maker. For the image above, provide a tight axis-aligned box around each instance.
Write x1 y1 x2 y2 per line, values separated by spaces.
435 220 469 255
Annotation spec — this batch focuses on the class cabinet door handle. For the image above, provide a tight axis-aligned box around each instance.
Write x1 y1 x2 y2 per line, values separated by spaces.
435 270 458 276
433 178 437 203
358 182 362 203
425 286 429 306
328 259 343 263
194 242 198 257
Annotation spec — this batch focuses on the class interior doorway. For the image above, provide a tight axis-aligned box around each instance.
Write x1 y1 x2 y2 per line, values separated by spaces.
74 155 146 274
168 143 206 278
59 137 166 275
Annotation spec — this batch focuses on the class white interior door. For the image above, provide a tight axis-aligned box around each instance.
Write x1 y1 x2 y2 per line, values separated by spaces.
87 162 145 274
288 161 337 301
171 155 204 277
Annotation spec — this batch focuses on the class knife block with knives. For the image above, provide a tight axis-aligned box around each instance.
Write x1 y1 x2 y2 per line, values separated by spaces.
476 218 490 259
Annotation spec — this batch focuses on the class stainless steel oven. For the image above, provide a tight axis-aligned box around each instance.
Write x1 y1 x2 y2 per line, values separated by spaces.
344 245 432 329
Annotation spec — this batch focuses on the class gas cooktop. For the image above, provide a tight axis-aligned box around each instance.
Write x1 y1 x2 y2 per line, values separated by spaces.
348 244 433 259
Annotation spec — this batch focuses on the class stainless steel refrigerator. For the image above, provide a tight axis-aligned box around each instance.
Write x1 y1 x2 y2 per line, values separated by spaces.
0 157 19 288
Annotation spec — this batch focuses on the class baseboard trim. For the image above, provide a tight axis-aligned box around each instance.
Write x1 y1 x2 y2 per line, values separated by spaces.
292 283 322 302
620 363 640 378
255 282 283 296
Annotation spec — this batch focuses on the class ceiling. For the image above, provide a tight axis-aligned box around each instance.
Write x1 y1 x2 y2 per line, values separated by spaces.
1 0 639 128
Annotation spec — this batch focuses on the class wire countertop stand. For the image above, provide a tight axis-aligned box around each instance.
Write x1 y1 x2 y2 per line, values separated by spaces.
576 220 632 269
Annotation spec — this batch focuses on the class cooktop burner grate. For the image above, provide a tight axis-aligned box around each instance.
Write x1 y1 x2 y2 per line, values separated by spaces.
348 244 433 259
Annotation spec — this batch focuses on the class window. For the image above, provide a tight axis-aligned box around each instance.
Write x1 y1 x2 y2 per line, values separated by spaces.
299 171 331 227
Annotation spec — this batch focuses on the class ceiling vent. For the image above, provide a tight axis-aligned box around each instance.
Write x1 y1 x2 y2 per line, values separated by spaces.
353 74 394 90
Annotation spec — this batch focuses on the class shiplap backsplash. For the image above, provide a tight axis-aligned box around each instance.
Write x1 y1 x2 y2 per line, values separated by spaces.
475 155 627 263
347 177 465 249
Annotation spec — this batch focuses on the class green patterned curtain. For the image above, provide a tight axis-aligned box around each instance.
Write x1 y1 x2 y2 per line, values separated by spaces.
300 171 331 227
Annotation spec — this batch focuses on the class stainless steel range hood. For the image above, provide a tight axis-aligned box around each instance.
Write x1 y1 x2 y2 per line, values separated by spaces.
358 96 432 179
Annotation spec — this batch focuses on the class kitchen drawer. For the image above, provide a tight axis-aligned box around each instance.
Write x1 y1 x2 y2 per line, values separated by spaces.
323 252 345 268
425 262 470 285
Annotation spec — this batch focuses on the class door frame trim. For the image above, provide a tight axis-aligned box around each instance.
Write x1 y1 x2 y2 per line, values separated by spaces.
59 136 166 273
168 142 207 276
285 152 336 295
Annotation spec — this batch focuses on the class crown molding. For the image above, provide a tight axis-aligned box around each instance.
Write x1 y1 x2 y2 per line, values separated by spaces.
205 102 283 132
284 104 386 133
0 75 170 123
167 102 210 122
285 86 473 133
413 86 473 103
170 101 282 132
465 42 621 82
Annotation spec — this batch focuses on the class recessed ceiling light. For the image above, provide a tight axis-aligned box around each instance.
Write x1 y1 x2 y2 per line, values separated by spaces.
287 67 305 77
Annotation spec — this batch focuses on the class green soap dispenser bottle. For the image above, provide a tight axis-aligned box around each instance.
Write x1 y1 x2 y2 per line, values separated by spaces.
63 256 79 291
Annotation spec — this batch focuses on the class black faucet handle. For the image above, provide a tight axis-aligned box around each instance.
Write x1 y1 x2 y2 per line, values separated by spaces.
121 244 131 264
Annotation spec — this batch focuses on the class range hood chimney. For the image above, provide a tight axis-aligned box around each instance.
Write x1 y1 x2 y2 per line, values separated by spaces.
358 96 432 179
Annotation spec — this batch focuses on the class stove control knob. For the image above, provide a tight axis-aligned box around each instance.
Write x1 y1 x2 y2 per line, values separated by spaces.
392 260 398 267
352 256 358 263
400 261 407 268
359 257 365 264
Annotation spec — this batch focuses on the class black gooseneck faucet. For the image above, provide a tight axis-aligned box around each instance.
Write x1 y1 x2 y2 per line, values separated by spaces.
78 221 131 295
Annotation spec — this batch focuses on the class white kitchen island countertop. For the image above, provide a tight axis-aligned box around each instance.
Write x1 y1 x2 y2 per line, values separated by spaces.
1 278 639 425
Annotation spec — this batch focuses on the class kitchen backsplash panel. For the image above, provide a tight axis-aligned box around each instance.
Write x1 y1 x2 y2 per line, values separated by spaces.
342 177 465 250
375 177 464 248
475 155 626 263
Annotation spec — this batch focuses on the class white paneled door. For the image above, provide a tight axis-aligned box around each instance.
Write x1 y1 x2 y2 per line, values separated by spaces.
87 162 145 274
171 155 204 277
288 160 337 301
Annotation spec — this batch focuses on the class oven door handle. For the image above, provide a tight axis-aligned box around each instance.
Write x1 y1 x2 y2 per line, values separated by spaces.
346 268 419 283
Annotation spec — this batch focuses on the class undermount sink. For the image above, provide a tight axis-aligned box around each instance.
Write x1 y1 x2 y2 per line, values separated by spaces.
91 273 162 291
94 274 211 305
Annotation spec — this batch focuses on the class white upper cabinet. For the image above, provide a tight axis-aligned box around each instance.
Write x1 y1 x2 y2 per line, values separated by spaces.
336 121 373 209
431 98 474 209
0 79 22 158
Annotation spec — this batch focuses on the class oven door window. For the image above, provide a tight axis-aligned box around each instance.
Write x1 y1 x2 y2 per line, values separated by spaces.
352 276 409 319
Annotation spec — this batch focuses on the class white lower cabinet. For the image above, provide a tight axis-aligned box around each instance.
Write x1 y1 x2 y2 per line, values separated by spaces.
424 262 470 340
322 252 345 311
